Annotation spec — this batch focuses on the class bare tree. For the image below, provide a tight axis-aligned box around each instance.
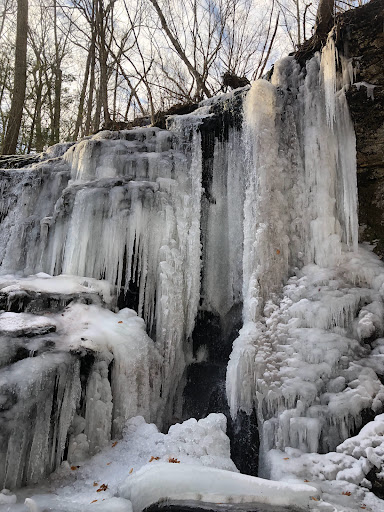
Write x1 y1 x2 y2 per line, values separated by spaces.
148 0 213 100
2 0 28 154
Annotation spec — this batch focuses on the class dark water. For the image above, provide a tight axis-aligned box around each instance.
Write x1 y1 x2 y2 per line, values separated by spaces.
145 499 303 512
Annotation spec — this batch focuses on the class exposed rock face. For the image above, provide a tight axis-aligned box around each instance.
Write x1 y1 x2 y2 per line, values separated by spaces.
339 0 384 255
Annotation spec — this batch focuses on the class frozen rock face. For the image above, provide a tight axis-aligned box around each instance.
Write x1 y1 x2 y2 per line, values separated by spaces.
0 126 206 487
0 93 250 487
0 127 203 413
0 277 163 488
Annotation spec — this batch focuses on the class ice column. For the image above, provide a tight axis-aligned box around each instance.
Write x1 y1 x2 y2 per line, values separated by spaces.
227 36 361 451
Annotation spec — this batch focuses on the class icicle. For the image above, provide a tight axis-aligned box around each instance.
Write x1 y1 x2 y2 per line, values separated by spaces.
321 31 338 128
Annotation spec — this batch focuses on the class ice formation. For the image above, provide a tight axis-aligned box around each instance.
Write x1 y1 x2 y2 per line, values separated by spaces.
120 463 318 511
0 25 383 512
0 299 163 488
0 414 238 511
226 31 384 502
0 124 206 486
267 414 384 511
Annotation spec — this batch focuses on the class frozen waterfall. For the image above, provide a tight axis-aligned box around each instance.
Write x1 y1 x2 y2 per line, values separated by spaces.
0 30 383 512
227 36 384 476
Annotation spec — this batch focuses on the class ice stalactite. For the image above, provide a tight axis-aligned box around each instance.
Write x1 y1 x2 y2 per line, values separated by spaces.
0 352 80 488
43 128 202 415
0 163 70 275
226 34 383 472
200 128 245 323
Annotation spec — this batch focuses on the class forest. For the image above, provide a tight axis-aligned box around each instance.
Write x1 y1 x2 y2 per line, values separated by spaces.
0 0 368 154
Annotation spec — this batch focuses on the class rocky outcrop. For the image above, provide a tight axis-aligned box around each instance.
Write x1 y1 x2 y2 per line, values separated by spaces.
338 0 384 255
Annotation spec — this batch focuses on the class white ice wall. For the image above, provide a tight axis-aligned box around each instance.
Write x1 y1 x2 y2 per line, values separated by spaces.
226 34 383 471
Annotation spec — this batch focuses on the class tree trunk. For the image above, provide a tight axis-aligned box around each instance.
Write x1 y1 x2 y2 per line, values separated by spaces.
295 0 335 63
2 0 28 155
93 85 102 132
85 2 97 135
52 0 61 145
35 78 43 152
74 46 92 140
315 0 335 38
97 0 110 127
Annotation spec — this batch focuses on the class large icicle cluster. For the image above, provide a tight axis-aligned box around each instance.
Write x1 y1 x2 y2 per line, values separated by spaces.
226 34 384 479
0 125 206 487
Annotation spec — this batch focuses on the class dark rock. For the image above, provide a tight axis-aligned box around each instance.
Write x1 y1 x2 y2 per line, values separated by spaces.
0 154 41 169
337 0 384 256
154 102 199 129
144 500 299 512
366 467 384 499
222 72 250 92
0 289 104 314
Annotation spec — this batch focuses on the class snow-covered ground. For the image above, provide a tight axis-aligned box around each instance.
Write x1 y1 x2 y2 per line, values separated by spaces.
1 412 384 511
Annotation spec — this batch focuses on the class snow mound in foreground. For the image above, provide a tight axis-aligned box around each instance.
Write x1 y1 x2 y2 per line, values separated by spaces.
0 414 237 512
119 463 318 511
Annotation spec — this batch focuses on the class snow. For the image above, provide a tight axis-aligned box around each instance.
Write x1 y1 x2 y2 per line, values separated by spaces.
0 414 237 512
0 312 56 336
0 490 16 505
353 82 377 100
266 414 384 510
0 273 114 306
120 463 318 511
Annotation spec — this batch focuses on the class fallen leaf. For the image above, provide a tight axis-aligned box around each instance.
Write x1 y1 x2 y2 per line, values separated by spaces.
310 497 318 501
118 321 123 324
129 468 133 474
168 457 180 463
342 491 351 496
304 479 310 482
70 466 80 471
276 249 280 255
149 456 160 462
93 482 98 487
112 441 118 447
90 500 98 504
96 484 108 492
283 457 289 460
106 462 111 465
361 507 366 510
